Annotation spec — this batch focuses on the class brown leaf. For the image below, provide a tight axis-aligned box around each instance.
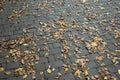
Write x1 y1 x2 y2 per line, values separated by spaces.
35 55 40 61
96 56 104 61
74 69 81 78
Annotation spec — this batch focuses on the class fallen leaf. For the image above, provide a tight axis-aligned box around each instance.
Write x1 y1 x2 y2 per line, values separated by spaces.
40 71 43 75
51 68 55 72
56 72 62 79
84 69 88 76
4 71 11 75
118 69 120 75
15 68 23 74
82 0 88 3
104 76 108 80
47 68 52 74
100 62 105 66
34 55 40 61
63 54 67 59
23 74 27 79
23 43 28 46
0 67 4 72
91 42 97 48
44 53 49 57
115 50 120 52
96 56 104 61
74 69 81 78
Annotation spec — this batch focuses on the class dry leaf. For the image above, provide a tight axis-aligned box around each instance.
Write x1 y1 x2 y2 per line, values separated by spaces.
35 55 40 61
63 54 67 59
115 50 120 52
47 68 52 74
100 62 105 66
51 68 55 72
96 56 104 61
40 71 43 75
23 74 27 79
44 53 49 57
84 69 88 76
0 67 4 72
23 43 28 46
82 0 88 3
15 68 23 74
118 69 120 75
91 42 97 48
4 71 11 75
56 72 62 79
74 70 81 78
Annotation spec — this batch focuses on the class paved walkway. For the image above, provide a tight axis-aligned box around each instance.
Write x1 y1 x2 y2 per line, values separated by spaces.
0 0 120 80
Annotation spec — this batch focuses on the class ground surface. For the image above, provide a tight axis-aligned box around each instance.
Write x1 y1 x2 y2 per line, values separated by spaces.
0 0 120 80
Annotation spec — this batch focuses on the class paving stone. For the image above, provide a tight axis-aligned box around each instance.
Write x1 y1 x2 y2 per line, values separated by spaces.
50 60 64 68
54 53 63 60
6 62 19 69
48 55 55 62
103 58 113 65
106 65 118 73
86 61 98 69
35 62 45 71
50 48 61 55
88 53 99 61
63 73 75 80
53 42 61 48
40 57 48 64
89 68 99 76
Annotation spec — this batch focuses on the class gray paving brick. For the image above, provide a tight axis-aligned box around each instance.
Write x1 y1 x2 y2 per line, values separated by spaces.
89 68 99 76
63 73 75 80
6 62 19 69
86 61 98 69
50 60 63 68
40 57 48 64
0 0 120 80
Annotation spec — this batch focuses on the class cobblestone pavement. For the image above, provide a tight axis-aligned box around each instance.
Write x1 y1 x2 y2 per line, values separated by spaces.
0 0 120 80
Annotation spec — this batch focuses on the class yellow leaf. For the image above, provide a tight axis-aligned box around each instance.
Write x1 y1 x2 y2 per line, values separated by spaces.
91 42 97 48
64 68 69 73
47 68 52 74
44 53 49 57
23 74 27 79
100 63 105 66
84 69 88 76
115 50 120 52
4 71 11 75
51 68 55 72
40 71 43 75
56 72 62 79
0 67 4 72
23 43 28 46
74 70 81 78
104 76 108 80
31 49 35 54
82 0 88 3
63 54 67 59
96 56 103 61
15 68 23 73
118 69 120 75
